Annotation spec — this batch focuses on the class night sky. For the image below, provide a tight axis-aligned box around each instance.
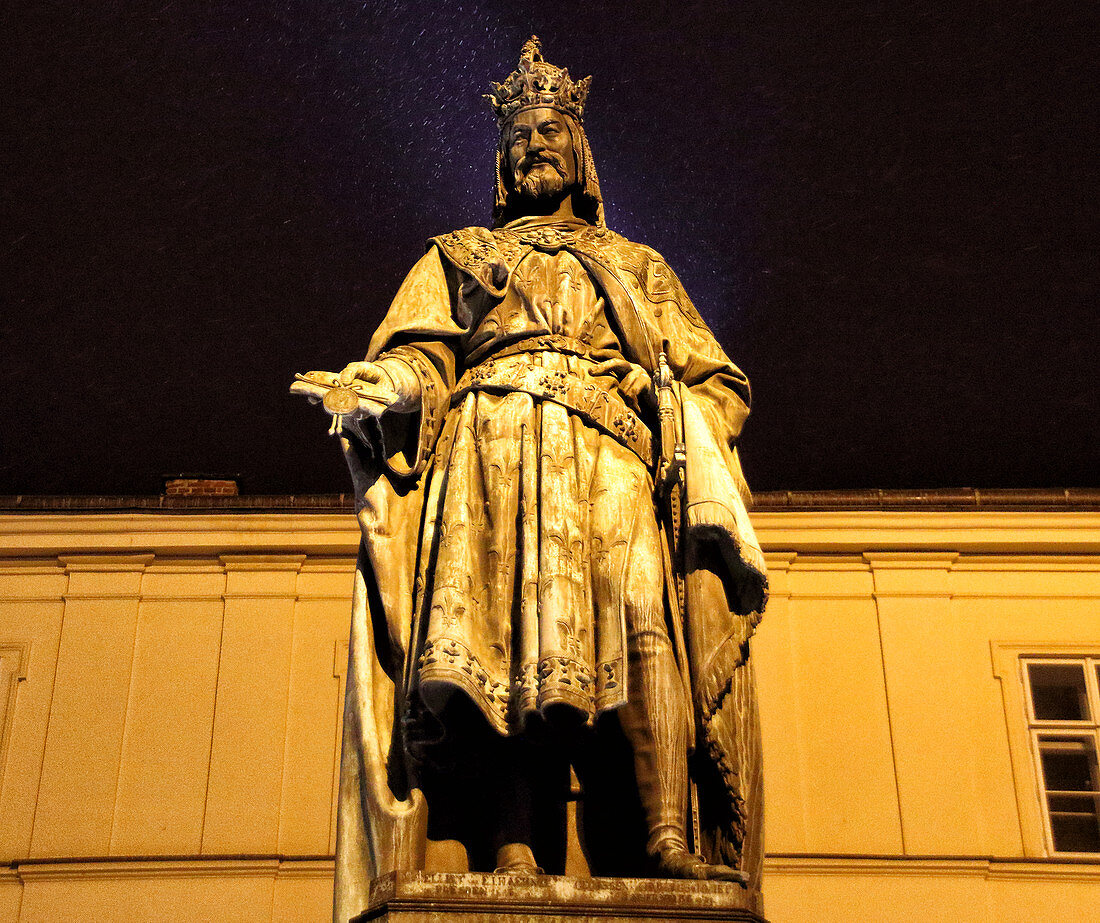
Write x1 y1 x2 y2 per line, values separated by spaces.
4 1 1096 495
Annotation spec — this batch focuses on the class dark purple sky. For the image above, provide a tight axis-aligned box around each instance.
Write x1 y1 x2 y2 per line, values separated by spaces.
4 1 1097 494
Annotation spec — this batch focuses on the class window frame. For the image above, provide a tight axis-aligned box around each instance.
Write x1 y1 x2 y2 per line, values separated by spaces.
1022 656 1100 856
992 642 1100 859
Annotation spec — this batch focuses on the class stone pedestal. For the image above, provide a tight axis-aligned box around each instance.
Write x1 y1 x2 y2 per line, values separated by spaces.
353 872 766 922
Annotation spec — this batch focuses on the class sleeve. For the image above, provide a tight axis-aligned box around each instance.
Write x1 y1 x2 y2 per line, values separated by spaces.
652 256 766 608
653 258 752 497
356 247 469 479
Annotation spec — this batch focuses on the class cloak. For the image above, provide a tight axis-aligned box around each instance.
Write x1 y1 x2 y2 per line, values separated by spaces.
333 221 768 921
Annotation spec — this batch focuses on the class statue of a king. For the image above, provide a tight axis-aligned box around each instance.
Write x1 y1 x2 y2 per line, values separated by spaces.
292 36 769 923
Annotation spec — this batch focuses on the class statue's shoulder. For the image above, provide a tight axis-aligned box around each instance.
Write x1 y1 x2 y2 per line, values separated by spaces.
590 230 649 257
585 233 709 331
579 231 670 280
429 226 497 265
427 226 518 297
599 235 678 278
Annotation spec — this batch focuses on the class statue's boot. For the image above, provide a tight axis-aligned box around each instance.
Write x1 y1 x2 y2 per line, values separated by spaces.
651 834 746 883
620 603 746 884
488 743 545 875
494 842 542 876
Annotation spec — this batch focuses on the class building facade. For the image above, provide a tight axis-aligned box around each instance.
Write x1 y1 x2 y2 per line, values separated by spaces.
1 491 1098 921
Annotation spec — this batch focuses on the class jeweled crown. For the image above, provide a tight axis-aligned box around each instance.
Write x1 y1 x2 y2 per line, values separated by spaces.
486 36 591 127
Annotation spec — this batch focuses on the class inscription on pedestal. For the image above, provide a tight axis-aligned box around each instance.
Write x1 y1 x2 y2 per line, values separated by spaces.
354 872 767 923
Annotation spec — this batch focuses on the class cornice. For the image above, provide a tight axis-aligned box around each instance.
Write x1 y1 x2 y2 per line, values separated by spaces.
0 488 1097 514
0 509 1098 556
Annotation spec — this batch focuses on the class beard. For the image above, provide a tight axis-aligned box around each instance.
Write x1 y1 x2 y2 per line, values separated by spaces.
514 157 568 199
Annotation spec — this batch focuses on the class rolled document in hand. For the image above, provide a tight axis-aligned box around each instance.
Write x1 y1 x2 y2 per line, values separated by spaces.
290 371 398 416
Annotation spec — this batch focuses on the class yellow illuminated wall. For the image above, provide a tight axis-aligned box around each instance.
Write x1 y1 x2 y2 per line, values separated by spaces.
0 506 1098 921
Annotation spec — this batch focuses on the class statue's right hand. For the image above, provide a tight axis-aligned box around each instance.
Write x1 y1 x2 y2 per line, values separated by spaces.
339 361 387 388
339 360 419 414
289 371 339 403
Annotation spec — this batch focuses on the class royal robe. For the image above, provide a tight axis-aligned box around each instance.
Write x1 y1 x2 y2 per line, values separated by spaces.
333 216 768 921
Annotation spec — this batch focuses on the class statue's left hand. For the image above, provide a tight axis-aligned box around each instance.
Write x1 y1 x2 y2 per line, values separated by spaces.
589 354 655 408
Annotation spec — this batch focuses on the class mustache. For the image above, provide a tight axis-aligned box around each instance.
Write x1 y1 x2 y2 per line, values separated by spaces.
517 152 568 177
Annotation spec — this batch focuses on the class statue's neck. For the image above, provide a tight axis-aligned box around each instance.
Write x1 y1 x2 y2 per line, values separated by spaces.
514 187 580 222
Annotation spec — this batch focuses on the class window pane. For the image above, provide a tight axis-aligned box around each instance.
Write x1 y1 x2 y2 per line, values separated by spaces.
1039 738 1098 792
1049 793 1099 813
1048 797 1100 853
1028 663 1089 721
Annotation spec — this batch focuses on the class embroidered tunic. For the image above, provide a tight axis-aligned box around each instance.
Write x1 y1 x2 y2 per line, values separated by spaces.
387 241 661 736
337 216 768 907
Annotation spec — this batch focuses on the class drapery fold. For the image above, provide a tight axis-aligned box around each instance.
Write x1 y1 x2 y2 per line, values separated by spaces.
334 222 767 921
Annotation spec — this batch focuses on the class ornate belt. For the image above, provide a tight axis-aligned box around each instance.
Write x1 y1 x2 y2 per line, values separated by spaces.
476 333 600 364
452 344 654 469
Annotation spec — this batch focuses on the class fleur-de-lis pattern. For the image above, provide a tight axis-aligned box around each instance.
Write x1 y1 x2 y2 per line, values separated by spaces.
404 247 666 737
352 215 765 886
411 381 662 735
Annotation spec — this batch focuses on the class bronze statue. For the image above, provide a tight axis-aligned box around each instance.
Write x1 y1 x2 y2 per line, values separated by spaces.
293 36 768 922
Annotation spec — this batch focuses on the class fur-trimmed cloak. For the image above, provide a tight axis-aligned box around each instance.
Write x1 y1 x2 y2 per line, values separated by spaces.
333 219 767 922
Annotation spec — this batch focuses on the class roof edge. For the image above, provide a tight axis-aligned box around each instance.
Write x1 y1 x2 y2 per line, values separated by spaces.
0 488 1097 513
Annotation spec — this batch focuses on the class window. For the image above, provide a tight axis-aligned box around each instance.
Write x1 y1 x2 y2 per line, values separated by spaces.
1023 658 1100 854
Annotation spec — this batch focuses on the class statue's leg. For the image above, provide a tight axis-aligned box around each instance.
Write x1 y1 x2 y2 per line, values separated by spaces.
489 739 540 874
617 522 745 883
617 578 691 865
480 733 567 875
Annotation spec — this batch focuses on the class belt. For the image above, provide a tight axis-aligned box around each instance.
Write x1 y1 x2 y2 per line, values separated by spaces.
452 345 654 470
480 333 600 364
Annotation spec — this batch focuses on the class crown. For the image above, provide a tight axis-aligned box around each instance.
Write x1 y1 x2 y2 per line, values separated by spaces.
485 36 591 127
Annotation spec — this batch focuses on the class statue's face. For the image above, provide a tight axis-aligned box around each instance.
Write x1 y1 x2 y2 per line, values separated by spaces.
505 107 577 199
